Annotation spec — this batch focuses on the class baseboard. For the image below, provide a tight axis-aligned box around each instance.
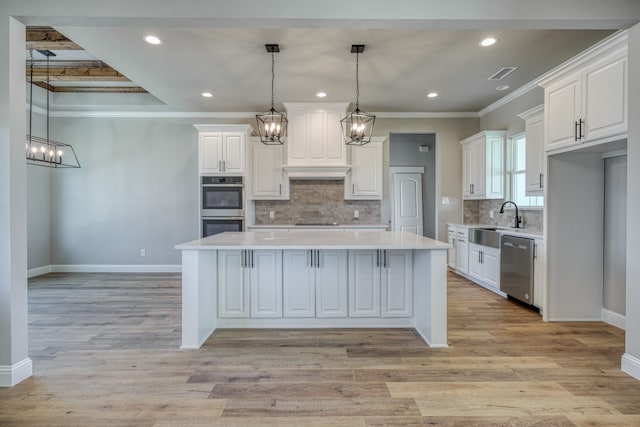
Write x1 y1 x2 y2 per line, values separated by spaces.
28 264 181 276
622 353 640 381
27 265 52 278
601 308 626 330
0 358 33 387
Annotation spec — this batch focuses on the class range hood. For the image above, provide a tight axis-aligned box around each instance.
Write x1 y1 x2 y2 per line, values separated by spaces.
283 165 350 180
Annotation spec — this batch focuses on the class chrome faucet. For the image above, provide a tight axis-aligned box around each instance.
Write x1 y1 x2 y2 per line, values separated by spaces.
499 200 522 229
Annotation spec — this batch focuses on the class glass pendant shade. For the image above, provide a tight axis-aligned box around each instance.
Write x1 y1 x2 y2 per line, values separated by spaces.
256 44 287 145
342 45 375 146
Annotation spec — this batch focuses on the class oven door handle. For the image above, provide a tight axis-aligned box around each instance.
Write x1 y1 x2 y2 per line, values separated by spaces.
201 184 245 188
202 216 245 220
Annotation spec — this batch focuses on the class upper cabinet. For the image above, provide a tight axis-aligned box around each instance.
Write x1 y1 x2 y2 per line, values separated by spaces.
542 42 627 152
461 131 505 200
518 105 545 196
195 124 253 175
284 103 349 166
345 139 385 200
250 138 289 200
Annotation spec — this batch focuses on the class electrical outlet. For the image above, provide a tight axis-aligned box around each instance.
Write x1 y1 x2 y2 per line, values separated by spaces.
489 210 494 219
442 197 450 205
269 211 275 219
140 249 146 257
353 210 359 219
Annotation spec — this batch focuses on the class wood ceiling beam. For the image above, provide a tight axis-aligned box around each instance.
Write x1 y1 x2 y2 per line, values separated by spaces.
50 86 148 93
28 66 131 82
26 26 82 50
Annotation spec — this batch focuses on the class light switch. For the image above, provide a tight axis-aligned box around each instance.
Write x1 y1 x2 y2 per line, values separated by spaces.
442 197 450 205
269 211 275 219
353 210 359 219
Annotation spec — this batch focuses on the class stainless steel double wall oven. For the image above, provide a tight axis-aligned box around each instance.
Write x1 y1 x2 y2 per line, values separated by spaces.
200 176 244 237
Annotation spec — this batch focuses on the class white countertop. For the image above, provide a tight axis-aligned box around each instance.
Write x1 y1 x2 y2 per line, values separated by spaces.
176 230 451 250
247 224 388 230
448 223 543 240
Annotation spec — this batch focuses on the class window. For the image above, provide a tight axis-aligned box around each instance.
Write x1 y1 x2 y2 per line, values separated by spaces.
508 133 544 208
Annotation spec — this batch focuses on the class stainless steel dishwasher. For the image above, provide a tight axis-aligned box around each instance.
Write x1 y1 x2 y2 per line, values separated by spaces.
500 234 534 305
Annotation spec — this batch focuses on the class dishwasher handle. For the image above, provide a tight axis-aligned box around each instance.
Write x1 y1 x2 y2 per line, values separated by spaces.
503 241 529 250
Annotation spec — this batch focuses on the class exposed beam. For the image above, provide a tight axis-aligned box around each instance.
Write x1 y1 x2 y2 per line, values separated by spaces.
26 26 82 50
28 66 130 82
50 86 148 93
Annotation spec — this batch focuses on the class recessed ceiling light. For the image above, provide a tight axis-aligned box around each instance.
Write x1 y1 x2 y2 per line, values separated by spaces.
496 85 510 91
427 92 438 98
201 92 213 98
144 35 162 45
480 37 497 47
316 92 327 98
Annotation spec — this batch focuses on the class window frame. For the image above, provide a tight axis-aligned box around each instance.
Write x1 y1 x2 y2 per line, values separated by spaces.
506 132 544 210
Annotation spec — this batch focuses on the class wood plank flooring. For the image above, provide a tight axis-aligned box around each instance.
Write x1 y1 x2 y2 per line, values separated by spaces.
0 272 638 426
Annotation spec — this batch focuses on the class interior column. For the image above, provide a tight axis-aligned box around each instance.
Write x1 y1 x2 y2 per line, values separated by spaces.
0 16 32 387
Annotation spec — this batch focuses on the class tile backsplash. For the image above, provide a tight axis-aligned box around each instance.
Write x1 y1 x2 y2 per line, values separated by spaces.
254 180 381 225
463 200 543 232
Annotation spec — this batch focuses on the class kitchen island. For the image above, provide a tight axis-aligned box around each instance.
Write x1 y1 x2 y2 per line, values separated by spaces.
175 230 450 349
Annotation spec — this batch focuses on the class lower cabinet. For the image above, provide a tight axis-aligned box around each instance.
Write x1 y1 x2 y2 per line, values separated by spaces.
533 237 545 309
282 249 348 318
218 249 282 318
447 226 457 269
349 250 413 318
455 229 469 274
468 243 500 288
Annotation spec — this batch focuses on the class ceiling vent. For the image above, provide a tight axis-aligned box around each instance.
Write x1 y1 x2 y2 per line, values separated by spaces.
488 66 518 81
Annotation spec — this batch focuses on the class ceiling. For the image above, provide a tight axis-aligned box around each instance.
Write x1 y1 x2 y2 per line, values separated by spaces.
29 26 616 114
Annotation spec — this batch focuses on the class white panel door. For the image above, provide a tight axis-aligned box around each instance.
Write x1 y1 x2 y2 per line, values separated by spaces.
283 250 315 317
250 250 282 318
199 133 223 174
218 250 249 318
348 250 381 317
381 250 413 318
221 132 245 174
468 243 483 281
316 250 348 318
392 173 423 235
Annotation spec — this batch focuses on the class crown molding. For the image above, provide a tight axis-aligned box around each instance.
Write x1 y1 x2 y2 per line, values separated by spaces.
477 81 539 118
373 111 479 119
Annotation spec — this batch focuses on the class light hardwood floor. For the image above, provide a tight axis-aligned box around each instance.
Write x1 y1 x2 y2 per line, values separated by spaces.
0 272 638 426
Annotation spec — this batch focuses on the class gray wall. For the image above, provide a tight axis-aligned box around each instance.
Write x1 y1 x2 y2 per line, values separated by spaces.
389 133 436 239
479 88 544 136
27 167 51 269
47 117 205 265
604 155 627 315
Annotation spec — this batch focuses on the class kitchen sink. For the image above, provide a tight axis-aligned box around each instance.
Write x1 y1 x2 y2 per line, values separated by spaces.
469 227 500 248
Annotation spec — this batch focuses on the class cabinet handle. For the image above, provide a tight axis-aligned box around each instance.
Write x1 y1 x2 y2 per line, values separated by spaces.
352 183 355 193
279 184 282 195
222 160 226 172
251 250 254 268
478 251 481 264
376 250 380 267
574 121 579 141
383 250 388 268
316 250 320 269
539 173 543 189
241 250 245 268
218 160 222 171
579 119 585 140
533 244 537 259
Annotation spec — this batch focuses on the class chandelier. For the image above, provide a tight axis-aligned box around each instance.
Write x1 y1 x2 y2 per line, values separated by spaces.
256 44 287 145
26 49 80 168
341 45 376 146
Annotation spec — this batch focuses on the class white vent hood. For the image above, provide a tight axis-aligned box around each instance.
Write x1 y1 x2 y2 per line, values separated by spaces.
282 102 350 180
283 165 350 180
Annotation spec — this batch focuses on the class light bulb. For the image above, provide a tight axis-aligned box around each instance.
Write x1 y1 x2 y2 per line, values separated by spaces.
57 150 63 156
31 147 37 153
40 146 46 153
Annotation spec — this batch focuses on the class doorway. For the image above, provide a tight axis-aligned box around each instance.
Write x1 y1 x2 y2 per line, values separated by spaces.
389 133 436 238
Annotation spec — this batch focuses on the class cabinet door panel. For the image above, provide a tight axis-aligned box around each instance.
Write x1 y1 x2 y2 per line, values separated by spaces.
316 250 348 318
583 53 627 141
349 250 381 317
222 133 245 173
468 244 482 280
456 238 469 274
349 143 382 198
482 247 500 288
283 251 315 317
307 111 326 160
525 117 544 195
200 133 222 173
447 233 457 269
252 143 286 199
326 110 346 163
546 75 581 149
250 250 282 318
381 250 413 317
218 250 249 318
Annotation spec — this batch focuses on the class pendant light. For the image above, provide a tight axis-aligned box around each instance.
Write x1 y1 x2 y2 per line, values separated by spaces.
26 49 80 168
256 44 287 145
341 45 376 146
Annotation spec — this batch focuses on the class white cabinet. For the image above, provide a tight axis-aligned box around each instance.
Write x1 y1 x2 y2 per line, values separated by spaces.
544 46 627 152
533 237 545 310
250 140 289 200
345 140 384 200
218 250 282 318
447 225 457 269
195 125 252 175
284 103 348 166
282 250 348 318
518 105 545 196
455 226 469 274
468 243 500 289
349 250 412 318
461 131 505 200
